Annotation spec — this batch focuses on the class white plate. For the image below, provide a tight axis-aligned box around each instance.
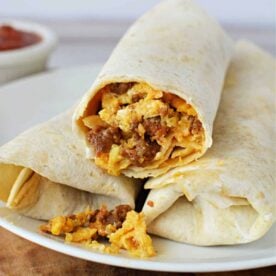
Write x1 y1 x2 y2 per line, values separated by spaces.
0 66 275 272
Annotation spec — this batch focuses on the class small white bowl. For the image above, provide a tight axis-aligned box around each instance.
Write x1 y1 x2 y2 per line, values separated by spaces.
0 20 58 85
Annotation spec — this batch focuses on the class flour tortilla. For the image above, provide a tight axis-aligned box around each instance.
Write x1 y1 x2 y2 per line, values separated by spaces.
142 41 276 245
0 111 141 220
73 0 233 178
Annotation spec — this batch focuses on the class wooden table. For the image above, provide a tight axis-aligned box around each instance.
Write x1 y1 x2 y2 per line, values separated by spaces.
0 20 275 275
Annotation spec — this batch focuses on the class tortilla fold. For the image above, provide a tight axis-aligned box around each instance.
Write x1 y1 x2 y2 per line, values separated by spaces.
142 41 276 245
73 0 233 178
0 111 140 220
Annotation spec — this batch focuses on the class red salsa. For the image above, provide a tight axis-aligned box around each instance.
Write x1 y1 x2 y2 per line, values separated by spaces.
0 25 41 51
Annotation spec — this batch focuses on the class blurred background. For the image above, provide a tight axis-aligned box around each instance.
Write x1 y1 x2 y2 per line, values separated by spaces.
1 0 275 67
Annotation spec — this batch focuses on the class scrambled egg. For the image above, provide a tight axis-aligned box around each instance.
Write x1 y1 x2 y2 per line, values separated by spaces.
109 211 156 258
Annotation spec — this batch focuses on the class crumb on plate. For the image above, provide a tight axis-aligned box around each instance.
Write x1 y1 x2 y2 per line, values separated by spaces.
40 205 156 258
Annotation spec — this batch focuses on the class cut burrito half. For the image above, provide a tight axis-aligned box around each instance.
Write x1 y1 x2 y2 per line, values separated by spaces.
0 111 141 220
142 41 276 245
73 0 233 178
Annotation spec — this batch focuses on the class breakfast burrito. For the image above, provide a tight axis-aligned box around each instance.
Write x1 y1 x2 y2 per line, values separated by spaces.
0 111 141 220
141 41 276 245
73 0 233 178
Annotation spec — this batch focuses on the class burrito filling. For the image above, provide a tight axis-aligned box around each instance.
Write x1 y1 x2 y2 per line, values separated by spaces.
83 83 204 175
41 205 156 258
